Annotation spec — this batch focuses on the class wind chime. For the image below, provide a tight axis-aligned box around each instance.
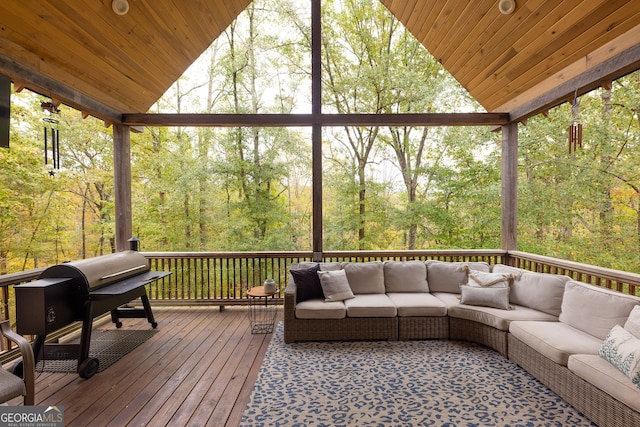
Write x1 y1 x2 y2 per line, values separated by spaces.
41 101 60 175
568 91 582 154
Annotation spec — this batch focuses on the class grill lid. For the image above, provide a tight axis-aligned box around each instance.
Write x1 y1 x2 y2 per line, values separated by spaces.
39 250 150 291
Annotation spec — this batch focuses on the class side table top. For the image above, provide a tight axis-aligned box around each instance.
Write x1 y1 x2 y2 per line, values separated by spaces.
247 285 278 297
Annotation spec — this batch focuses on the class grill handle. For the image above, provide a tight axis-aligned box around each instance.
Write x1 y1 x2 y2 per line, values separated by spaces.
99 264 148 281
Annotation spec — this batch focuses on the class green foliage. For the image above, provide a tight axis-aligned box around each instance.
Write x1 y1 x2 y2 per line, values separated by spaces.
3 0 640 276
517 75 640 271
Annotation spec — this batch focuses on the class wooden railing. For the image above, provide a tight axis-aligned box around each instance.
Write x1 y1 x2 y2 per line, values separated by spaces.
505 251 640 296
2 250 640 317
142 249 508 305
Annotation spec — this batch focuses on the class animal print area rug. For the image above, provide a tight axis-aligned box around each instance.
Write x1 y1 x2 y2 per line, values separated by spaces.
241 322 596 426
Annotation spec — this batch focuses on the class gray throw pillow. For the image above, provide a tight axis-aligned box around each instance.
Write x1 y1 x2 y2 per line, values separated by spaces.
459 285 511 310
317 270 355 302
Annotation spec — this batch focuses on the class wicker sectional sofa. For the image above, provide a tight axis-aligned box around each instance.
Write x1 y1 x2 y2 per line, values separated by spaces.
283 260 640 427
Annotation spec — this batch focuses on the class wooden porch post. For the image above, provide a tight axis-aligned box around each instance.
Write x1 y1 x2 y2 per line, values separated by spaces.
113 124 132 252
501 122 518 251
312 0 323 262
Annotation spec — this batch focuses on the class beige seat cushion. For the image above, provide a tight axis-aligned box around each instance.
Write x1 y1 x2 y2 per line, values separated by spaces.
345 294 397 317
386 292 447 317
559 280 640 340
448 303 557 331
569 354 640 413
433 292 557 330
295 298 346 319
510 321 602 365
432 292 463 308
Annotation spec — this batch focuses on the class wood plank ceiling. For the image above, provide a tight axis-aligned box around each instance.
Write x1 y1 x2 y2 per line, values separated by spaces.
1 0 640 122
0 0 252 119
382 0 640 115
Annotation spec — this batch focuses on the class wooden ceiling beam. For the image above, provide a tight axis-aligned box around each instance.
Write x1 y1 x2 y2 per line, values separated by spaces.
0 54 122 124
505 43 640 122
122 112 510 127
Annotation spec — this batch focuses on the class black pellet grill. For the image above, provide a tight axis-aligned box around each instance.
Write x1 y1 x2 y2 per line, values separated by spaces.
15 250 170 378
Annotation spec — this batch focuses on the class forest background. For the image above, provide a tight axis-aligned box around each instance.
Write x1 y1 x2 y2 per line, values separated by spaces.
2 0 640 275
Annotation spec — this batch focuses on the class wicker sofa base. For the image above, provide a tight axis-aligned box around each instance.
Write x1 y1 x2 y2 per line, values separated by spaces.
509 334 640 427
449 317 508 356
398 316 449 340
284 316 449 343
283 317 398 343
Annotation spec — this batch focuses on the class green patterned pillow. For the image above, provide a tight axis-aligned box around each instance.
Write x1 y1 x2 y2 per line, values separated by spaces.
599 324 640 388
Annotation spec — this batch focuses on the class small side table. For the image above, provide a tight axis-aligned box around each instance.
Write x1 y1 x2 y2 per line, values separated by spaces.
247 286 279 334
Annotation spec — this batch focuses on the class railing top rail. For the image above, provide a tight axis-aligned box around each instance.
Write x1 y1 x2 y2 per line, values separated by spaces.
141 249 507 260
142 251 315 259
0 268 45 287
322 249 507 257
507 250 640 284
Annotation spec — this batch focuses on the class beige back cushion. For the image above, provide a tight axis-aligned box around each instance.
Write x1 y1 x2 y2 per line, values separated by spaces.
559 280 640 340
294 262 341 271
341 261 385 294
492 264 569 316
426 261 490 293
624 305 640 339
383 261 429 293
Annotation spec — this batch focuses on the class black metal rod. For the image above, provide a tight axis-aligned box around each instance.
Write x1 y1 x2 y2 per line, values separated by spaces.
55 128 60 168
52 127 57 168
44 126 48 165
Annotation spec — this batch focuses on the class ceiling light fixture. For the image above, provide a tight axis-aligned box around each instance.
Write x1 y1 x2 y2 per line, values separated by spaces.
112 0 129 16
498 0 516 15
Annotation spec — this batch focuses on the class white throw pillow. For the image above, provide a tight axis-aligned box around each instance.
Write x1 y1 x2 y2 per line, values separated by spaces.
466 269 513 288
599 324 640 388
317 270 355 302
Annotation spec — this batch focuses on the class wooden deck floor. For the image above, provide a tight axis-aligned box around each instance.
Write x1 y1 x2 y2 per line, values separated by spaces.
10 306 278 426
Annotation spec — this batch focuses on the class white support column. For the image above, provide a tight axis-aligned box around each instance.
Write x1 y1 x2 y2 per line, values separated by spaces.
501 122 518 251
113 124 132 252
